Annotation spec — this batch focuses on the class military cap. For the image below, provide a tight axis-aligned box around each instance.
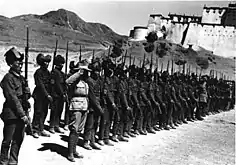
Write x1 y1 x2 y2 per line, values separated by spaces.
54 55 65 66
78 59 91 71
4 47 24 66
69 61 80 71
36 53 51 66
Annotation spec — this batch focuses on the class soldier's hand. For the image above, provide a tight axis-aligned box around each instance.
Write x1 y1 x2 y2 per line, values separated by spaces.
112 103 118 112
21 116 29 125
47 95 53 102
126 106 132 111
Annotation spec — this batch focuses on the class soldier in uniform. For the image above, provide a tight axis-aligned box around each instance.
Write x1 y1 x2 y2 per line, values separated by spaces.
127 65 142 136
49 55 67 134
146 71 161 133
0 48 31 165
83 60 104 150
196 76 207 120
31 54 52 138
66 60 103 162
116 66 133 139
98 59 117 146
153 70 169 130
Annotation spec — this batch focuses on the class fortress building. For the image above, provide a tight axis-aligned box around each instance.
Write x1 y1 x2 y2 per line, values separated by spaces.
129 3 236 58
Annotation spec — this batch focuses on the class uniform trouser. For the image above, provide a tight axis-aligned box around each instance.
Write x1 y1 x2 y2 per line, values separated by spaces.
32 95 49 132
0 119 25 165
158 102 167 127
111 108 120 136
50 96 64 129
124 108 134 133
196 102 207 118
186 100 193 119
68 110 88 155
143 106 151 131
166 102 174 126
99 105 111 140
173 102 180 123
118 107 129 135
64 102 69 126
133 106 143 131
84 111 100 143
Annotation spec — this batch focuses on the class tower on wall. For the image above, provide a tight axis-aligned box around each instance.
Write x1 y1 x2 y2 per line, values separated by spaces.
201 3 236 27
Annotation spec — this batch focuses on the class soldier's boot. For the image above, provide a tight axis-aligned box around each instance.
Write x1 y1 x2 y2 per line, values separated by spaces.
83 140 92 150
142 128 148 135
153 125 161 131
128 131 136 137
123 132 130 138
169 124 176 129
174 122 179 127
40 130 50 137
97 139 105 146
104 139 114 146
147 128 156 134
163 123 170 130
133 130 140 135
68 132 76 162
111 135 119 142
90 142 101 150
0 141 10 165
117 135 129 142
187 117 194 122
73 135 83 159
182 119 188 124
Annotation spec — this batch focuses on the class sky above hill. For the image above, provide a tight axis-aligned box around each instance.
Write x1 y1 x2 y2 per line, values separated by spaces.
0 0 232 35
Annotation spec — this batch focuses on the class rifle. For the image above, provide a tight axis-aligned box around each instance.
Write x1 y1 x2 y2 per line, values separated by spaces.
92 50 95 63
142 53 146 69
171 59 174 75
65 41 69 76
23 27 33 134
52 40 58 71
182 62 185 75
150 52 153 73
108 45 111 58
166 60 169 73
79 45 82 62
160 62 163 73
122 49 128 67
64 41 69 104
133 57 135 65
156 57 158 72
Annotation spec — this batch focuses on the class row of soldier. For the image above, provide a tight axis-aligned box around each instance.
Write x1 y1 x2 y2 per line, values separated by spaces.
0 47 234 164
31 52 235 158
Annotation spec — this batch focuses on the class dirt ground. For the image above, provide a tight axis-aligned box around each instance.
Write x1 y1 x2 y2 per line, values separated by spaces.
0 109 234 165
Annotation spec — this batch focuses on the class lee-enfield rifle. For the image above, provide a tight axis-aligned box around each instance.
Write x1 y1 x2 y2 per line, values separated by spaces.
23 27 34 133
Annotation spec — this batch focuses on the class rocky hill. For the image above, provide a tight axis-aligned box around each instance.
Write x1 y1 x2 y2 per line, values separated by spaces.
0 9 126 51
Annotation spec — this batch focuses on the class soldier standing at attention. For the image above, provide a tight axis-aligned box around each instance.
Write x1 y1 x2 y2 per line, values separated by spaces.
83 60 104 150
31 54 52 138
0 48 30 165
49 55 67 134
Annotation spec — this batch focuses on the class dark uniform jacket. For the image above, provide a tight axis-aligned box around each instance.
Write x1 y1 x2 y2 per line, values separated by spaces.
32 67 51 99
51 68 67 98
0 70 28 121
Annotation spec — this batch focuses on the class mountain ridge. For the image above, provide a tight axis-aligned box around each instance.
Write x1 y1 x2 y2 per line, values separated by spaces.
0 8 127 51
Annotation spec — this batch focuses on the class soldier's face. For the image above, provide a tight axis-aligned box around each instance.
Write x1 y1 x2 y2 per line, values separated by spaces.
11 60 23 74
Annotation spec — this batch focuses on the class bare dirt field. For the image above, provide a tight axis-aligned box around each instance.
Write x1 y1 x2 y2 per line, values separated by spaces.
0 109 234 165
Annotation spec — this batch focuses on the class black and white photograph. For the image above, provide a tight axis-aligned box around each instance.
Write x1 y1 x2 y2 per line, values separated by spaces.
0 0 235 165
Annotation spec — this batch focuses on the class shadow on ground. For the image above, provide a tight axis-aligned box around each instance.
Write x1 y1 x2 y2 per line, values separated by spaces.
60 135 84 148
37 143 68 159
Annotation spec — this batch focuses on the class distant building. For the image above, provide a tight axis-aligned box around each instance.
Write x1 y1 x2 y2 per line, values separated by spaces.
129 2 236 58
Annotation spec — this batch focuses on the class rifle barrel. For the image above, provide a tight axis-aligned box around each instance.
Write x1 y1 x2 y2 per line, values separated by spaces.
65 41 69 75
25 27 29 81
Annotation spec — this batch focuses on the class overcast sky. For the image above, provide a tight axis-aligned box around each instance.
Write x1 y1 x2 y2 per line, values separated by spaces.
0 0 232 35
